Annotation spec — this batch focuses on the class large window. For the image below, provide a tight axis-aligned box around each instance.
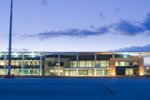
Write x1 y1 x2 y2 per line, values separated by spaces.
49 62 64 67
95 61 100 68
79 61 86 67
79 70 88 75
11 60 22 66
115 61 138 66
100 61 109 67
115 61 126 66
71 61 94 68
86 61 93 67
70 61 77 67
0 60 5 66
65 70 76 76
24 60 40 66
96 70 109 76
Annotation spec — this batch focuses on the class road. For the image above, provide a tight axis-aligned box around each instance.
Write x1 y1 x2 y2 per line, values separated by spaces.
0 77 149 100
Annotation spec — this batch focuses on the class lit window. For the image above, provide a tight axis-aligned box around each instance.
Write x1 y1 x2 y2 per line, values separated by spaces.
86 61 93 67
31 52 36 57
115 61 126 66
146 67 150 70
95 61 100 68
0 61 5 66
100 61 109 67
69 61 76 67
79 61 86 67
13 52 19 57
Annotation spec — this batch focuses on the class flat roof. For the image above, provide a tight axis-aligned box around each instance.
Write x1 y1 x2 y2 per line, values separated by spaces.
0 52 150 56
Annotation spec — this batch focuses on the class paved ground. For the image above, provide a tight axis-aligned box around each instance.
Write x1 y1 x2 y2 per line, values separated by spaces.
0 77 150 100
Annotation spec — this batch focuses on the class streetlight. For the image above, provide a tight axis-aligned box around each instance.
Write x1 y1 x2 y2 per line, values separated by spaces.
7 0 13 77
7 0 45 77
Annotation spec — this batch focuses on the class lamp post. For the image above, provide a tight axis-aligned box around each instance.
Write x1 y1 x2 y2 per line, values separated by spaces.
8 0 13 77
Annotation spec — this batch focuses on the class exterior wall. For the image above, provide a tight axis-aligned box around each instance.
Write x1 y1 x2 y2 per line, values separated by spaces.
139 57 144 75
44 57 70 76
110 56 144 76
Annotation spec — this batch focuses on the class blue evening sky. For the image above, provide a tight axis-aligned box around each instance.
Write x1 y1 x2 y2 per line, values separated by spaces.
1 0 150 52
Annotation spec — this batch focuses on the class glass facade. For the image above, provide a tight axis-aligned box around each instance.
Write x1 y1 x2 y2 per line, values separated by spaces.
0 53 42 76
0 52 144 76
65 70 76 76
115 61 138 67
96 69 110 76
95 60 109 68
70 60 109 68
70 61 77 68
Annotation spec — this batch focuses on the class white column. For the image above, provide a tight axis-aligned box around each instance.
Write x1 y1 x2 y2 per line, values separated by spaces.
112 53 115 58
76 55 79 76
94 68 97 76
94 54 97 67
139 53 142 58
58 53 61 76
76 68 78 76
22 53 25 76
40 55 43 76
4 53 7 75
94 54 97 76
76 55 79 67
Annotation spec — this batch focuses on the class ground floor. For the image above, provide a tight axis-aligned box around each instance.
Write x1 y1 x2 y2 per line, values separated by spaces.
0 67 143 76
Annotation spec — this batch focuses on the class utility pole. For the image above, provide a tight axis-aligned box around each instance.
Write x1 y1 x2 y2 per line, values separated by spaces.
8 0 13 77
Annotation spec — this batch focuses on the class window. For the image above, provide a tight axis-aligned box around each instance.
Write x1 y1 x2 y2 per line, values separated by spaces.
115 61 126 66
70 70 76 76
133 62 138 66
96 70 109 76
70 61 77 67
86 61 93 67
100 61 109 67
49 62 64 66
0 60 5 66
70 61 73 67
79 70 88 75
95 61 100 68
79 61 86 67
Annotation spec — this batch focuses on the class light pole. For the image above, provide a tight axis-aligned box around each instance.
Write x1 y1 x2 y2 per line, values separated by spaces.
8 0 13 77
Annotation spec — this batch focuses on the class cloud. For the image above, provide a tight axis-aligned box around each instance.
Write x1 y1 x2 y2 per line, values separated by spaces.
6 48 29 52
24 13 150 39
142 13 150 30
25 26 109 39
114 8 120 14
99 12 105 19
110 13 150 36
41 0 48 6
112 20 145 36
112 44 150 52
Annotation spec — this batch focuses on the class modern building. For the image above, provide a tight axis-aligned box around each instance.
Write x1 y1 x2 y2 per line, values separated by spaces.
0 52 148 77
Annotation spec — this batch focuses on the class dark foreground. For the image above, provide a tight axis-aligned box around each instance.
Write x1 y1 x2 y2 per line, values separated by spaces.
0 77 150 100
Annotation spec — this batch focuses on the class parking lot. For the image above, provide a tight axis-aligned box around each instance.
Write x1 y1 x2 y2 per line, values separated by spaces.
0 77 150 100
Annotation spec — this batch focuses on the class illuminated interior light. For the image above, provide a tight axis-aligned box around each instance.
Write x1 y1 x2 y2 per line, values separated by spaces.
0 53 2 57
146 67 150 70
121 52 139 57
139 72 144 76
14 52 18 57
60 70 63 73
31 52 36 57
112 73 116 76
124 55 128 58
50 70 55 73
0 62 5 66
